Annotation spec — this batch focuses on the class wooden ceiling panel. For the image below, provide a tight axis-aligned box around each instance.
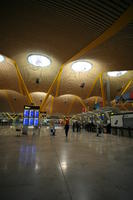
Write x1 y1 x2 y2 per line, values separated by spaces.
0 58 20 92
0 1 133 113
82 22 133 72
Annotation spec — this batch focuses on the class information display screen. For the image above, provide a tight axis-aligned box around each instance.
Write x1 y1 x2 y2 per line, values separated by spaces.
23 118 29 126
29 110 34 118
24 110 29 117
29 118 34 126
34 118 39 126
23 105 40 127
34 110 39 118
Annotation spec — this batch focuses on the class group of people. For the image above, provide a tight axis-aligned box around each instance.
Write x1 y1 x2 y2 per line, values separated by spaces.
50 118 110 138
50 118 82 138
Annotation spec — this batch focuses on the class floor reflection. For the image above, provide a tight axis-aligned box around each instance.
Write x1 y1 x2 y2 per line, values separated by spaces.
19 144 36 167
61 161 67 171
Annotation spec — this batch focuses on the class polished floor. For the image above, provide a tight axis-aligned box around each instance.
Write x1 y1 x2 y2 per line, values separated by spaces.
0 126 133 200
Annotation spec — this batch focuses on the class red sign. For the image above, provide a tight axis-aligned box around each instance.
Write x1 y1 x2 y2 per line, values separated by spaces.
130 91 133 99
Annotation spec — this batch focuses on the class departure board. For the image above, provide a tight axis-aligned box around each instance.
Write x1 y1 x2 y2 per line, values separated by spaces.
23 105 40 127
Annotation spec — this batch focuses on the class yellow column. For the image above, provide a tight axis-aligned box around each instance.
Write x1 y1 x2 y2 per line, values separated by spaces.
95 96 98 104
121 80 132 96
100 74 106 107
50 96 54 115
13 62 33 104
40 67 64 111
40 5 133 110
55 71 62 97
48 71 62 114
86 75 100 99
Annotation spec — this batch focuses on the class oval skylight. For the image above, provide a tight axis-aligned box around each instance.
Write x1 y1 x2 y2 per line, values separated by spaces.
27 54 51 67
107 71 127 77
0 55 4 62
72 61 92 72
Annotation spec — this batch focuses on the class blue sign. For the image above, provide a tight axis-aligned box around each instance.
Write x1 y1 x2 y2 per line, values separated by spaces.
23 118 29 126
29 110 34 118
29 118 34 126
24 110 29 117
34 110 39 118
34 118 39 126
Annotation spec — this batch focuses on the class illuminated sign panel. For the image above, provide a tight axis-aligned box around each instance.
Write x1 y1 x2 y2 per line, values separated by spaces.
23 105 40 127
23 118 29 126
34 110 39 118
29 118 34 126
24 110 29 117
34 118 39 126
29 110 34 118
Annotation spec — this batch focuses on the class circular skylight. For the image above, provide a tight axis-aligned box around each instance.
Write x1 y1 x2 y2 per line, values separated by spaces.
107 71 127 77
0 55 4 62
27 54 51 67
72 60 92 72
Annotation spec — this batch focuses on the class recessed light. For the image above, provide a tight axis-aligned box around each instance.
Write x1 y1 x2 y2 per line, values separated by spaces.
72 60 92 72
107 71 127 77
0 55 4 62
27 54 51 67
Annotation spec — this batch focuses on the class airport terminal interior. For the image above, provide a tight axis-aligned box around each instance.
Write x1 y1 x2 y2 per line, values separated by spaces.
0 0 133 199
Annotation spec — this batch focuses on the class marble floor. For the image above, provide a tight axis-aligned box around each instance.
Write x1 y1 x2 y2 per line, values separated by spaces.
0 126 133 200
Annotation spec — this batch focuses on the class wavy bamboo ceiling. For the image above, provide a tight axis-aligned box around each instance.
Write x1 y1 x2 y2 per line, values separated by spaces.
0 0 133 114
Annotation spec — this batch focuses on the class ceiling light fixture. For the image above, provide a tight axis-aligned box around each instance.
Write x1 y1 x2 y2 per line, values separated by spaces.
72 60 92 72
107 71 127 77
0 55 4 62
27 54 51 67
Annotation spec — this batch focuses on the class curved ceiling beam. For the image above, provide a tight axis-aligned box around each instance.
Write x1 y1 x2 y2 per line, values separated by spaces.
40 4 133 110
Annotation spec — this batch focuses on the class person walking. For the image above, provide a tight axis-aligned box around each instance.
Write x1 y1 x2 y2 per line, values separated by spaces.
76 121 80 132
50 120 56 136
72 121 76 132
64 117 69 137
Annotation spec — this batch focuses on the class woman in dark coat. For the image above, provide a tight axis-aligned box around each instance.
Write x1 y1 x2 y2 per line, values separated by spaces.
64 117 69 137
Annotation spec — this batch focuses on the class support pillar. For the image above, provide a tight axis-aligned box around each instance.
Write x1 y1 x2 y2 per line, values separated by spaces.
106 76 111 106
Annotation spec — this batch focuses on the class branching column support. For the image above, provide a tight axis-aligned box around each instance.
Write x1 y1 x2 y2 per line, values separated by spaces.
86 75 100 99
55 71 62 97
42 95 52 112
95 96 98 104
49 71 62 114
121 80 132 96
40 5 133 111
50 96 54 115
100 74 106 107
13 61 33 105
40 67 64 112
